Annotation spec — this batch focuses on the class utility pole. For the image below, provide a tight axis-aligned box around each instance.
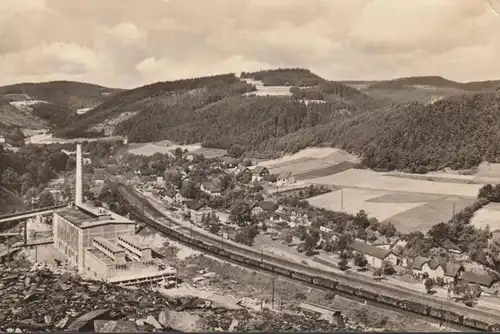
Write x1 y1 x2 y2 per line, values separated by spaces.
439 300 443 327
271 276 275 309
261 249 264 263
452 203 456 216
23 220 28 247
190 225 193 239
221 233 224 248
340 189 344 210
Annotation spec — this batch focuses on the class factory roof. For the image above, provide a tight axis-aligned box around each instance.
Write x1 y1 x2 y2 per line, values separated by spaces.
118 234 150 250
55 205 135 229
93 237 124 254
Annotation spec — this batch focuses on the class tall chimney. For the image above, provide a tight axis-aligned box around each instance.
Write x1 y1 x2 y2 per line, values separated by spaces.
75 143 83 205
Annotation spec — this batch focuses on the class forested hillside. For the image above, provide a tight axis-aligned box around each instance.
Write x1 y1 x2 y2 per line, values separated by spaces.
241 68 324 86
40 69 500 171
54 73 255 139
0 81 122 129
271 92 500 171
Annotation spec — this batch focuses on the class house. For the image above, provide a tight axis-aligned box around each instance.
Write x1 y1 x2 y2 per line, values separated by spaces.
459 271 496 289
201 180 222 196
442 262 464 284
125 170 136 181
184 200 213 224
163 188 184 205
250 166 270 181
250 201 276 216
94 168 105 185
277 172 296 186
0 135 5 144
421 259 444 280
421 259 464 284
349 241 397 269
411 256 430 276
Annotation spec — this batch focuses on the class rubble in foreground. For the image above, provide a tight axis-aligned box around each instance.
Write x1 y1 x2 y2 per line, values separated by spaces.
0 261 361 332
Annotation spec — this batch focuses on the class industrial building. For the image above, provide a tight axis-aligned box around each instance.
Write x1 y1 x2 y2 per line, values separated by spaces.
52 143 176 285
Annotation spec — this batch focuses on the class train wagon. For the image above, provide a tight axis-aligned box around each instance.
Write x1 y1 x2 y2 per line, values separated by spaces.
218 249 230 258
312 276 338 290
401 300 430 316
464 317 491 331
229 253 246 263
336 283 357 295
259 262 275 272
442 310 463 325
356 288 379 300
274 266 293 276
375 294 401 307
243 256 259 266
291 271 314 283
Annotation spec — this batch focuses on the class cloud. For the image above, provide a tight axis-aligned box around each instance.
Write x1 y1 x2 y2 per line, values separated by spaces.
0 0 499 87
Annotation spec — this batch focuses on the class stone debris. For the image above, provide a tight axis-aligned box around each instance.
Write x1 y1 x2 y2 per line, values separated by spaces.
0 261 362 332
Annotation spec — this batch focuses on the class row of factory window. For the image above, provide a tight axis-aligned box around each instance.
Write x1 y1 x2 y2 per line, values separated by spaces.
118 236 142 252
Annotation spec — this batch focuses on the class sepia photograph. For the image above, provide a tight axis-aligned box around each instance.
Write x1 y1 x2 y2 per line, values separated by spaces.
1 0 500 332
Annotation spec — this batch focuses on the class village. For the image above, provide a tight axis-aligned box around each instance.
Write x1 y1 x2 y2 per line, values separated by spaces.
55 145 497 311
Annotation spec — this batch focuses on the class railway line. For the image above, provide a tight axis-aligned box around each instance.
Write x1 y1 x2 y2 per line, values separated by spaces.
114 182 500 331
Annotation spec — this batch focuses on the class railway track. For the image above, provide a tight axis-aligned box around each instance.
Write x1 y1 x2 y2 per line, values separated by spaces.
114 182 500 330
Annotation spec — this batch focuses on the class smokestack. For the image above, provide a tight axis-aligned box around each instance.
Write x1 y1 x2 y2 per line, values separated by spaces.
75 143 83 205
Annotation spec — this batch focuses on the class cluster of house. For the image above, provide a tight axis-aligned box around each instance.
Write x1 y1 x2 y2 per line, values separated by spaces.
347 240 496 292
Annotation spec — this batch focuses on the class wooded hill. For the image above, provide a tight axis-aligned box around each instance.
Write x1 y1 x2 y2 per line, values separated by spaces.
4 69 500 171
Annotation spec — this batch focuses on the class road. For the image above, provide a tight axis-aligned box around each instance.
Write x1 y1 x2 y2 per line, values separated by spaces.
114 182 500 325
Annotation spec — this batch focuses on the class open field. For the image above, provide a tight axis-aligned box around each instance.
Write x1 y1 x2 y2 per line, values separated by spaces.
471 203 500 231
308 188 426 222
308 169 482 198
241 78 292 96
305 169 485 233
128 140 227 158
259 147 360 178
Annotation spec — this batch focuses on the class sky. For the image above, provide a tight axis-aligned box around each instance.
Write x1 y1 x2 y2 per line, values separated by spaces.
0 0 500 88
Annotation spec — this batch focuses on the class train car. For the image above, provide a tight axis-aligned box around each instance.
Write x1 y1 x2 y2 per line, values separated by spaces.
356 287 379 301
464 317 491 331
259 262 275 272
205 243 220 253
312 276 338 290
244 256 260 267
218 249 230 258
229 253 246 263
291 271 314 283
336 283 357 295
442 310 463 325
401 300 430 316
375 294 401 308
273 266 293 276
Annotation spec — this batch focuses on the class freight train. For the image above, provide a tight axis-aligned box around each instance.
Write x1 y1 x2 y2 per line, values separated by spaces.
119 188 500 331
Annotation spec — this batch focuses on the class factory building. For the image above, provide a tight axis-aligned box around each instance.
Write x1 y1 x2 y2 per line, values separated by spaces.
52 143 176 285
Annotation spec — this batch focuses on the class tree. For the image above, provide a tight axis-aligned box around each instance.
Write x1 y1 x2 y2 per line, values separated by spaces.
339 258 348 271
354 253 368 269
174 147 183 160
228 144 244 158
49 152 69 173
209 223 220 234
424 278 434 293
179 180 197 199
229 201 251 224
234 225 259 246
304 229 320 253
39 191 55 207
382 261 395 276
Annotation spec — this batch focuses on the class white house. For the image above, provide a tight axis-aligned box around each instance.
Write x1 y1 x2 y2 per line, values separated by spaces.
184 200 213 224
250 166 270 182
411 256 430 277
277 172 296 186
163 188 184 205
250 201 276 216
200 180 222 196
350 241 397 269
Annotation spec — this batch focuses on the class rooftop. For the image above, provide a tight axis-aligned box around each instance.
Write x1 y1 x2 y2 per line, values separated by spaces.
118 234 150 250
55 204 134 229
93 237 124 254
350 241 392 259
87 248 114 265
